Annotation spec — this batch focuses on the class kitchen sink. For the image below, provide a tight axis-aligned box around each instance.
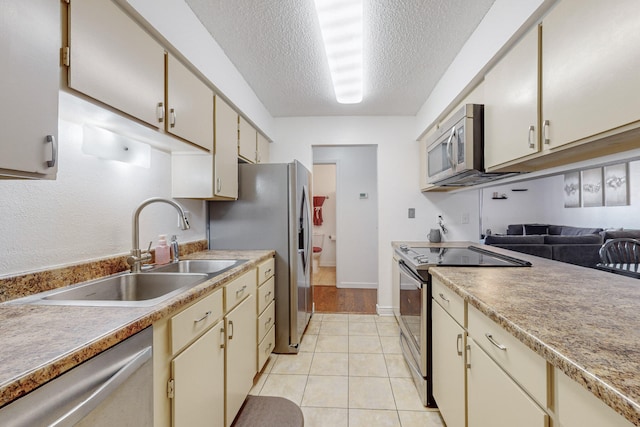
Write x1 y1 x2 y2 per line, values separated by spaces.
11 272 209 307
149 259 247 275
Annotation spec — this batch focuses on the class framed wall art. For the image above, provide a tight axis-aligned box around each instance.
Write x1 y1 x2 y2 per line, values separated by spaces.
563 171 581 208
604 163 629 206
581 167 603 207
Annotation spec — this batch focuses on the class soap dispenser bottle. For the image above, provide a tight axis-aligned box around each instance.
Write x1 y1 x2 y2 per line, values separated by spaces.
155 234 171 265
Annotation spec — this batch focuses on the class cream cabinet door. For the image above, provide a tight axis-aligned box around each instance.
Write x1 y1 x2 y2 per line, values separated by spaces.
0 0 59 178
67 0 164 128
225 295 257 427
214 96 239 199
238 116 257 163
256 133 270 164
171 319 225 427
166 54 214 151
541 0 640 149
484 26 539 171
467 338 548 427
432 302 466 427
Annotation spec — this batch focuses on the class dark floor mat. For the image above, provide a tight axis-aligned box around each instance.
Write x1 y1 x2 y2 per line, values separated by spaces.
231 395 304 427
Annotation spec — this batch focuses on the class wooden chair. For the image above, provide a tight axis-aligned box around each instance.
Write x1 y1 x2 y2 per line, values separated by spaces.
598 238 640 275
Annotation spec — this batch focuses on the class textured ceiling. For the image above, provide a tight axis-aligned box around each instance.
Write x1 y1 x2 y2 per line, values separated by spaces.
184 0 496 117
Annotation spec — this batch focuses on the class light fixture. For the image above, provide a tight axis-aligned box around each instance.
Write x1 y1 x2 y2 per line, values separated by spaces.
313 0 364 104
82 124 151 168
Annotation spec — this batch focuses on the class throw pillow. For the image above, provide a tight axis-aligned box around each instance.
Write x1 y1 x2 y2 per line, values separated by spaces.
524 224 549 235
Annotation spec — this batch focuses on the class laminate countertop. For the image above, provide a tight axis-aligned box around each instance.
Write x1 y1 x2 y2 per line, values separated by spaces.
0 250 274 409
395 242 640 426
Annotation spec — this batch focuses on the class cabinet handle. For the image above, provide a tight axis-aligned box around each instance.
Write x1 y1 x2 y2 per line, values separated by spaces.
236 285 247 297
194 310 212 324
456 334 463 356
264 268 272 277
528 125 535 149
169 108 176 128
45 135 57 168
220 327 225 349
446 127 456 170
438 293 450 303
543 120 550 145
265 291 272 300
216 177 222 193
485 333 507 351
265 342 273 353
157 102 165 123
265 317 272 328
228 320 234 340
466 344 471 369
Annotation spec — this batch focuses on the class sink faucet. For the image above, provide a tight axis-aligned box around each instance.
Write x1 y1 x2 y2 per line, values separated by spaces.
127 197 190 273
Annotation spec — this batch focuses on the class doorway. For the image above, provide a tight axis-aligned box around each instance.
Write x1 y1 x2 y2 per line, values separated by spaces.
311 163 336 287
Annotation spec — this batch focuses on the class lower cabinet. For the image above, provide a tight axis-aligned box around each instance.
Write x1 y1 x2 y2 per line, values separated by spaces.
171 319 225 427
225 295 257 427
466 337 549 427
431 301 465 427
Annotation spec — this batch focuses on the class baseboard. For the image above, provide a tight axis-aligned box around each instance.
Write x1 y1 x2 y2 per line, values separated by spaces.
376 305 394 316
336 281 377 289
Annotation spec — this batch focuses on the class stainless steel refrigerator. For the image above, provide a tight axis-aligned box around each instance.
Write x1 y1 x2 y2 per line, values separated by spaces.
208 161 313 354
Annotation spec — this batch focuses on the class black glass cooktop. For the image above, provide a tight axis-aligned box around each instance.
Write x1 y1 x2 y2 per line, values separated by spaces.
397 245 532 270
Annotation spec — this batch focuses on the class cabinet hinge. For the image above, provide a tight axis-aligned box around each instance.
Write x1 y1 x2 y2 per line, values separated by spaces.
61 47 70 67
167 379 175 399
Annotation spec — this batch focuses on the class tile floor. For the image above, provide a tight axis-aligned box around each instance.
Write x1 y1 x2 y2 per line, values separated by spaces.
250 313 445 427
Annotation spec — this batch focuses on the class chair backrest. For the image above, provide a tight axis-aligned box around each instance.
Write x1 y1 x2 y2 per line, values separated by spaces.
599 238 640 268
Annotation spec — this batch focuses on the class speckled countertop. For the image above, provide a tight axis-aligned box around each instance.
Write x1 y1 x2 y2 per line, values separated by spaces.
394 241 640 426
0 249 274 409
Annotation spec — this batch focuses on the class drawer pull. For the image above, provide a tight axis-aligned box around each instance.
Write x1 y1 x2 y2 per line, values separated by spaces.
456 334 463 356
485 333 507 351
265 317 273 327
236 285 247 297
265 291 272 300
438 293 450 303
265 342 273 353
194 311 212 324
264 268 272 277
220 327 225 349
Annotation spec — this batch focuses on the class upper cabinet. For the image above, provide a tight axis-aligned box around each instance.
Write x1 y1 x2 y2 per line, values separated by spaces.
484 26 539 171
238 116 257 163
541 0 640 149
67 0 165 129
166 54 214 151
256 133 270 164
0 0 59 179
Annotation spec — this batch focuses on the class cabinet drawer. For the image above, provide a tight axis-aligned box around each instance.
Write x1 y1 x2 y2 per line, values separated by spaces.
258 324 276 372
258 276 275 314
432 278 465 326
468 304 547 406
257 257 275 284
225 270 257 311
170 288 223 355
258 300 275 341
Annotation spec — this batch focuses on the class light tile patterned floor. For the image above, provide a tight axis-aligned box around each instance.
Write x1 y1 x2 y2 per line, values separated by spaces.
250 313 445 427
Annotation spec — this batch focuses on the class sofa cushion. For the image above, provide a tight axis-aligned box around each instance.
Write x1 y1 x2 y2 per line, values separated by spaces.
485 235 545 245
551 244 602 268
560 226 603 236
602 229 640 240
544 235 603 245
524 224 549 235
507 224 524 235
547 225 564 235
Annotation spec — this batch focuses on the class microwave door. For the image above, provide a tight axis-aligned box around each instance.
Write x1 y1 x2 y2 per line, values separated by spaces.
427 128 457 184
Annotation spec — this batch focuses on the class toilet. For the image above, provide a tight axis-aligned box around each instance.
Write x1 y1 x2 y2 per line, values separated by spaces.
312 232 324 271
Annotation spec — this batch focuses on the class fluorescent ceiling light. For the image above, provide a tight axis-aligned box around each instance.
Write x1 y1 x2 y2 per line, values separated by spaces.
82 124 151 168
314 0 363 104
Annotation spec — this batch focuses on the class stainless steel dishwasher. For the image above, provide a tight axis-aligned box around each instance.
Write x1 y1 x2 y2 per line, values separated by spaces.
0 327 153 427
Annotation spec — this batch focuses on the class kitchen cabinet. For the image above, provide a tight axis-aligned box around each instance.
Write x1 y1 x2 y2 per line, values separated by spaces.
541 0 640 150
256 133 270 164
66 0 165 129
166 54 214 151
171 96 239 199
484 26 539 171
238 116 257 163
431 279 466 427
0 0 59 179
467 337 549 427
256 257 276 371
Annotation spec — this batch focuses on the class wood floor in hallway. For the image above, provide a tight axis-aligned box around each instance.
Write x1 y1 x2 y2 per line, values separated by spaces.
313 286 377 314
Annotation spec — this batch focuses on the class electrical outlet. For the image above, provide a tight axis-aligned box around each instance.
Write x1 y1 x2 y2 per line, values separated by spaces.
462 212 469 224
408 208 415 218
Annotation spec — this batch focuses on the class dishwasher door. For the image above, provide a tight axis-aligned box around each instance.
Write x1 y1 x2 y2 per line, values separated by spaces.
0 327 153 427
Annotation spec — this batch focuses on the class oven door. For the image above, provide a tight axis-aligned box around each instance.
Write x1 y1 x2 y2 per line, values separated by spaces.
398 261 427 376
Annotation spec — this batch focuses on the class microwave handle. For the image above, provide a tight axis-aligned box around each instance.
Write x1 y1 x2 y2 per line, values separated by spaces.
446 127 456 170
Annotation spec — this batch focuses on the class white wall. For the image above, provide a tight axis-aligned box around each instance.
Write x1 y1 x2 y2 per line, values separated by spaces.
482 160 640 234
313 146 378 288
0 116 206 277
312 164 336 267
273 116 481 313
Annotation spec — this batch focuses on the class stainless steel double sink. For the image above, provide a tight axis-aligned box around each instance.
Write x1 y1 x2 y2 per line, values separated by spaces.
11 259 246 307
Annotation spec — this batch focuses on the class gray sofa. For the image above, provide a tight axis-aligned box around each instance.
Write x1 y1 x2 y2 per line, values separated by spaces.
484 224 616 268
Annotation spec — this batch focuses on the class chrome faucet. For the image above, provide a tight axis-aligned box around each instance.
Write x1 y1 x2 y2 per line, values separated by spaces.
127 197 190 273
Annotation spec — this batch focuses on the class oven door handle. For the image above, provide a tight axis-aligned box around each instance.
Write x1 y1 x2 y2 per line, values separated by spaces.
399 261 424 289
